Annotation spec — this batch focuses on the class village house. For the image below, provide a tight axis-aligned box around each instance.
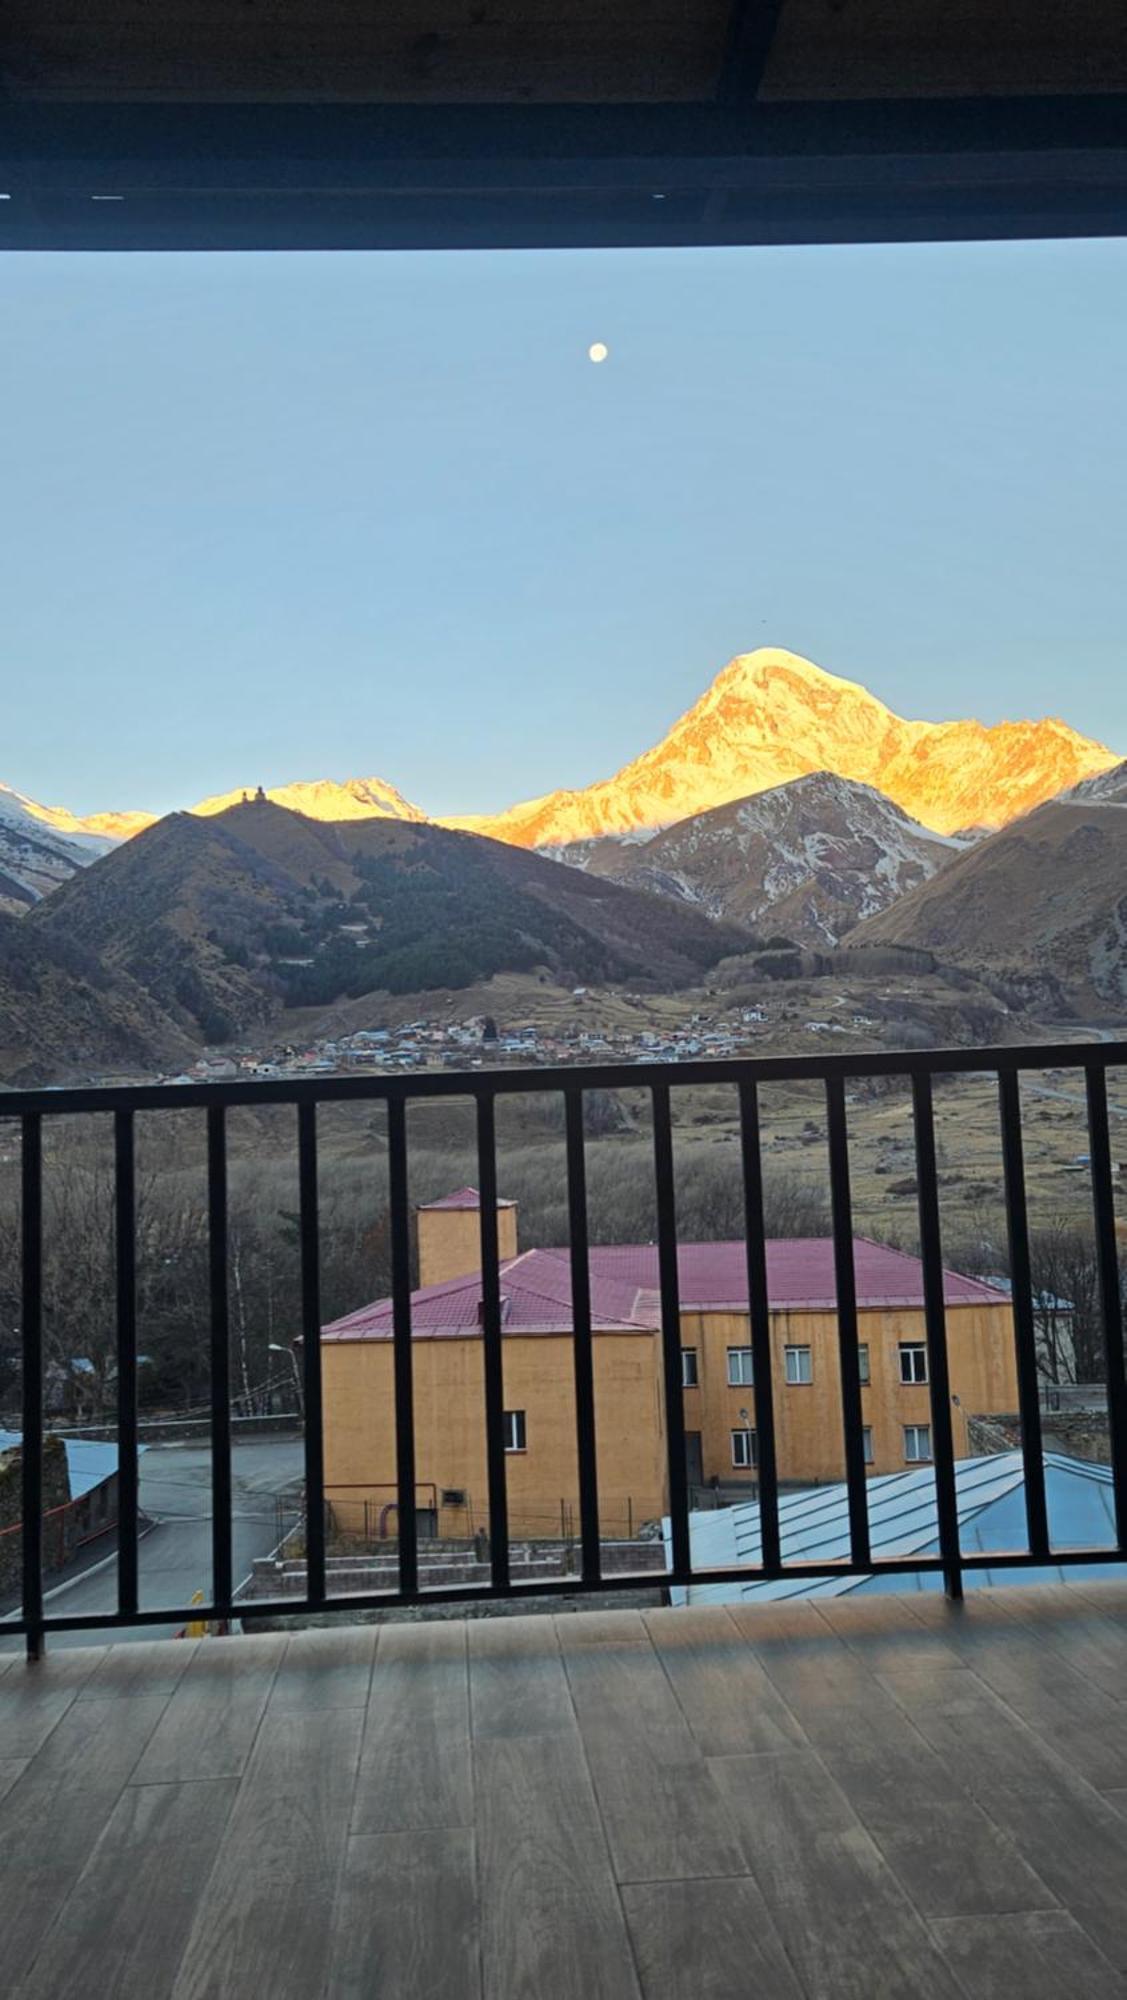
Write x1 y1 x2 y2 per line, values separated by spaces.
319 1187 1019 1541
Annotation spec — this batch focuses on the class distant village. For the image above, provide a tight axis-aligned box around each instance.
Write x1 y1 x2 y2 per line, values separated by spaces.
163 996 784 1085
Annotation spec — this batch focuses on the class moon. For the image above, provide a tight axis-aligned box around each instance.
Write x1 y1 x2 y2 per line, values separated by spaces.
588 342 609 363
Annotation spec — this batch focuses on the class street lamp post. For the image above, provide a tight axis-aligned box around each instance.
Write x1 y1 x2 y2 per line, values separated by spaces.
268 1343 303 1417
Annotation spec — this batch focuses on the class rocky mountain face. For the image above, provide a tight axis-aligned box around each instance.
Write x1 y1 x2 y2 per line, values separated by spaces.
563 772 971 947
1063 759 1127 805
451 650 1116 847
28 799 747 1043
851 796 1127 1019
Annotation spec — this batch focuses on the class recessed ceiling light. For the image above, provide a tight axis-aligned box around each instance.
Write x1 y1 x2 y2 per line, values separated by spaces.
91 194 125 202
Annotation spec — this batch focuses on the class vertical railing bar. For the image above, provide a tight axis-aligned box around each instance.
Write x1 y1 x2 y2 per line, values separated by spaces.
738 1080 781 1574
652 1085 691 1578
997 1069 1051 1560
21 1113 44 1660
207 1105 233 1615
1086 1066 1127 1549
824 1076 872 1570
911 1074 964 1598
114 1110 140 1618
386 1097 418 1600
565 1088 601 1584
298 1101 326 1605
476 1094 510 1590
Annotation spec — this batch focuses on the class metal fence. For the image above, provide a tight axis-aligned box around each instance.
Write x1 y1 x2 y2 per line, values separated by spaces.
5 1038 1127 1656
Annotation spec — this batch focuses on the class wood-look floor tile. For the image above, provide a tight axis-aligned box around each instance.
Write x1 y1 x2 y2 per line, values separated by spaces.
859 1797 1056 1918
21 1779 237 1999
930 1910 1123 1999
561 1627 747 1883
476 1732 640 2000
621 1876 805 2000
170 1708 364 2000
267 1623 377 1712
351 1621 471 1834
328 1829 480 2000
468 1614 575 1740
0 1649 105 1759
77 1639 198 1702
711 1749 965 2000
644 1607 806 1757
131 1633 285 1784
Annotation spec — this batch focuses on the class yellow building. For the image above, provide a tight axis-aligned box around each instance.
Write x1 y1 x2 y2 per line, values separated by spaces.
320 1187 1019 1539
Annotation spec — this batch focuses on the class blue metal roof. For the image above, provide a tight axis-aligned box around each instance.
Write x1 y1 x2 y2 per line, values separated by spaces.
0 1430 122 1503
669 1452 1125 1605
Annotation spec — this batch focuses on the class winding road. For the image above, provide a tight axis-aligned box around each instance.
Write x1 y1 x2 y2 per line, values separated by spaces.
2 1436 304 1650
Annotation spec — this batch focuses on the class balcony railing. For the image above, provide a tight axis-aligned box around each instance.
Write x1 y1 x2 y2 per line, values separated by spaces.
4 1038 1126 1656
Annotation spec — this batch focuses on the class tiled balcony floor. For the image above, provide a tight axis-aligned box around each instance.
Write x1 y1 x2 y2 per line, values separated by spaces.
4 1585 1127 1996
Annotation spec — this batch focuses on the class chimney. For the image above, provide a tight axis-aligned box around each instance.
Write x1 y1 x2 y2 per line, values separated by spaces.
416 1187 518 1289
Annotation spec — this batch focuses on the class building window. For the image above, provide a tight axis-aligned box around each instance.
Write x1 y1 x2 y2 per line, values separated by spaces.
904 1424 932 1463
858 1343 870 1385
899 1343 929 1385
863 1426 874 1464
731 1427 758 1469
784 1345 812 1385
726 1346 754 1386
681 1347 699 1388
503 1410 526 1453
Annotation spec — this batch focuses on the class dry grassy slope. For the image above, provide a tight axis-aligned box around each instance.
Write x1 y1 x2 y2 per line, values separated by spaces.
28 801 749 1044
0 911 191 1085
852 800 1127 1018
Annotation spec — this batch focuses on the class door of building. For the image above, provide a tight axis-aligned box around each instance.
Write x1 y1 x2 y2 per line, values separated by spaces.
685 1430 704 1497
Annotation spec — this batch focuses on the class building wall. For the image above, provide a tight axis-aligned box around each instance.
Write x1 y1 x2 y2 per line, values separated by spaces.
321 1299 1019 1537
322 1329 668 1540
680 1301 1019 1486
417 1203 519 1288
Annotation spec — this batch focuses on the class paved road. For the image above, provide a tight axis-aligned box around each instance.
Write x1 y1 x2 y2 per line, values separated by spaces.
2 1436 304 1650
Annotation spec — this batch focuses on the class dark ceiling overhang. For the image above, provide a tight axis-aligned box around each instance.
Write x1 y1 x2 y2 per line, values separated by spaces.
3 3 1126 251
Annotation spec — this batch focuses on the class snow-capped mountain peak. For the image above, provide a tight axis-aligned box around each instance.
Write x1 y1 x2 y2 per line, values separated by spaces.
452 647 1118 848
191 774 425 824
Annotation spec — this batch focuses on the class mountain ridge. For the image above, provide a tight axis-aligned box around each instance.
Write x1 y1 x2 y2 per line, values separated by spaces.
27 799 748 1042
561 770 972 947
449 650 1118 847
3 649 1117 903
851 795 1127 1018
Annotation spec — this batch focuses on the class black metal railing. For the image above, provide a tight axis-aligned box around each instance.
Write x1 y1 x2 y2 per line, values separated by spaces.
4 1036 1126 1657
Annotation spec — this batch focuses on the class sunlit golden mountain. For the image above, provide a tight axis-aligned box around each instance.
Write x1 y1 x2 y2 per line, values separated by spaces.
447 650 1118 847
3 651 1117 911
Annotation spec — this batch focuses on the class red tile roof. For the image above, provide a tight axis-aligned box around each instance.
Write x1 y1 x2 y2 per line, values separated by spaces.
321 1238 1007 1342
417 1186 517 1211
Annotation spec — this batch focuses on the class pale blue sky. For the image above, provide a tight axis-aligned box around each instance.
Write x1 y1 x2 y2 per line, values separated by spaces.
1 239 1124 818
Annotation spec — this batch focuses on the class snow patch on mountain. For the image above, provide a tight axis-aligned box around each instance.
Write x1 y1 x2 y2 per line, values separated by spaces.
561 771 976 947
0 782 116 909
192 775 426 824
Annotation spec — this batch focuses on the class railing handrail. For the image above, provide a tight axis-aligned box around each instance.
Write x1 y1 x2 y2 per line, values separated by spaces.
1 1035 1125 1118
6 1036 1126 1655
